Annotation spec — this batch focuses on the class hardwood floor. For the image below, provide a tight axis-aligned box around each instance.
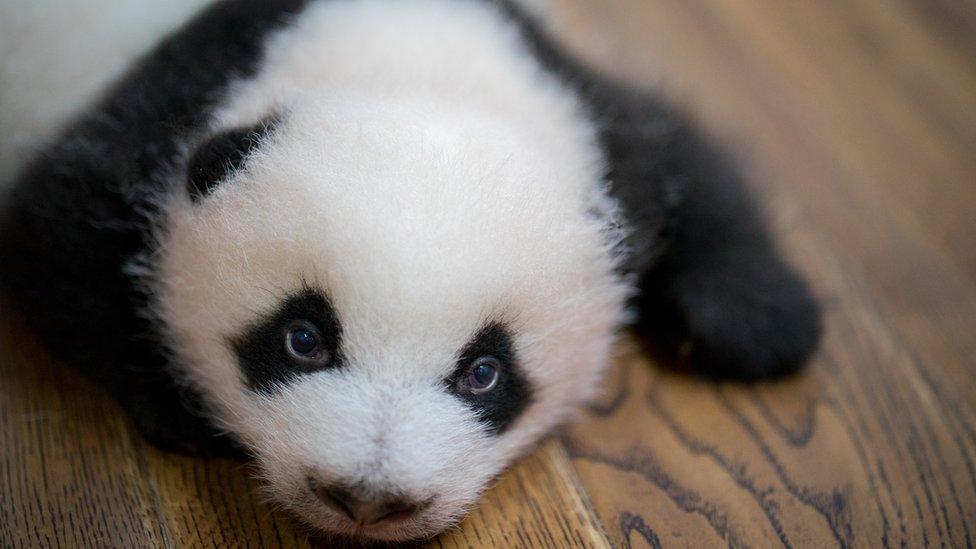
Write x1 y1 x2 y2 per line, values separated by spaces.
2 0 974 546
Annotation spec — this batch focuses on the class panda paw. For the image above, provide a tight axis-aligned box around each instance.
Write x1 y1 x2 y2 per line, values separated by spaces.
637 257 822 381
121 390 246 459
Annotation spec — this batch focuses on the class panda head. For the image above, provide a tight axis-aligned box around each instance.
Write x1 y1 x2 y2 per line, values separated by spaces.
150 95 628 540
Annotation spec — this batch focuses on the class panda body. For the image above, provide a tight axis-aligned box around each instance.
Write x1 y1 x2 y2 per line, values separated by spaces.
0 0 821 541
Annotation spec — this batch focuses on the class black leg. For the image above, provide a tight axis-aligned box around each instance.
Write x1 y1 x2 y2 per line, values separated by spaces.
117 372 246 459
601 92 822 380
491 0 821 379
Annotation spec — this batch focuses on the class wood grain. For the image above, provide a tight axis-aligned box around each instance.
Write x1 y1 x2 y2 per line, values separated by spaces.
2 0 975 547
548 0 976 545
0 306 163 548
430 440 610 549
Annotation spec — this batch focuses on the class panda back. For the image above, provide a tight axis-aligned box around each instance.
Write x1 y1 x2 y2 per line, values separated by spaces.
0 0 216 187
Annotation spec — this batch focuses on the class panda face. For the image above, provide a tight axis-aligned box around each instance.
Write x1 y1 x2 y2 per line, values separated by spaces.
228 289 534 539
149 96 628 540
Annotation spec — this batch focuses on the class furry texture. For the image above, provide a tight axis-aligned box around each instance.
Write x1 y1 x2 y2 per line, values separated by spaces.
186 120 278 202
0 0 311 456
447 322 533 434
0 0 821 541
232 286 344 392
149 2 629 537
0 0 214 186
495 0 822 378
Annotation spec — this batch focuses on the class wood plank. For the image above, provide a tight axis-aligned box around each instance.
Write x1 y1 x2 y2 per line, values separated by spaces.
0 303 165 548
542 0 976 546
430 440 611 549
548 0 976 413
659 0 976 423
142 450 308 548
563 205 975 547
552 0 976 319
708 0 976 275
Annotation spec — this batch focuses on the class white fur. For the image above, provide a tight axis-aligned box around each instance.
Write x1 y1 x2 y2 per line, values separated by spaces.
14 0 628 540
0 0 211 186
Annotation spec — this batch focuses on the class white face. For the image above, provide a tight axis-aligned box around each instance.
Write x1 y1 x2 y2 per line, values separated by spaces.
149 97 628 540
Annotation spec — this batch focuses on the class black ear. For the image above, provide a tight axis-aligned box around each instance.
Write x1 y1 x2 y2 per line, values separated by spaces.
186 122 273 202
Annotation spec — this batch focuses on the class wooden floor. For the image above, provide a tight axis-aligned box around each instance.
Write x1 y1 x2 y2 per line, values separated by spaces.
2 0 975 547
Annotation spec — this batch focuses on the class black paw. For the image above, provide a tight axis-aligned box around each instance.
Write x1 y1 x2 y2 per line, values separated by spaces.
121 391 246 459
636 254 822 381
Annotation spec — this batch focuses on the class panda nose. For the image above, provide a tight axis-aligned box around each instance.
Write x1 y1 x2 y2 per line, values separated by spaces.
308 479 420 525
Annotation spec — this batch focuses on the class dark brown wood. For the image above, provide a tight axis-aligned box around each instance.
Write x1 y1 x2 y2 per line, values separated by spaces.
1 0 974 546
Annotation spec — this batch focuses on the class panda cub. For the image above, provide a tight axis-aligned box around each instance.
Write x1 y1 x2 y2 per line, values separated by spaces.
0 0 821 541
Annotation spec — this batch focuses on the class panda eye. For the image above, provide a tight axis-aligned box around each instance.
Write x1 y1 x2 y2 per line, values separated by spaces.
285 321 326 362
462 356 501 394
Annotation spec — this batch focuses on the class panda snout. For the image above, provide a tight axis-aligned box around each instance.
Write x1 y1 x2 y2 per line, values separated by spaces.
306 476 426 526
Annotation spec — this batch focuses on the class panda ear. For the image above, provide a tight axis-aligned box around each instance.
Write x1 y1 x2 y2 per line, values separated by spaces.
186 122 273 202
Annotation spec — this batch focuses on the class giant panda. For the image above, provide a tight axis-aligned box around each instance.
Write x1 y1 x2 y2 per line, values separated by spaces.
0 0 821 541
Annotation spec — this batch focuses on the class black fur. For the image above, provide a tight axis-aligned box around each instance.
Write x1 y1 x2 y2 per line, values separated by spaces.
448 323 532 434
187 121 276 202
0 0 820 461
232 288 343 393
495 0 822 379
0 0 310 455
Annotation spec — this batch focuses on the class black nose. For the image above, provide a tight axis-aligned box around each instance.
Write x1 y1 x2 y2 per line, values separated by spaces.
308 479 420 525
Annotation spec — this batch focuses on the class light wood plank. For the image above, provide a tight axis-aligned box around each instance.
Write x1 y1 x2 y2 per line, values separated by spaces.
144 450 307 548
430 440 611 549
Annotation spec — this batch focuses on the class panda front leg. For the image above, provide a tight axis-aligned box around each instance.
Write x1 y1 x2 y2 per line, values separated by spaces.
602 92 822 380
113 370 245 458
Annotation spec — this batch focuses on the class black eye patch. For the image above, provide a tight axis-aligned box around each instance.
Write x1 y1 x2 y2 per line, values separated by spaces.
186 120 275 202
231 287 342 393
447 323 533 435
